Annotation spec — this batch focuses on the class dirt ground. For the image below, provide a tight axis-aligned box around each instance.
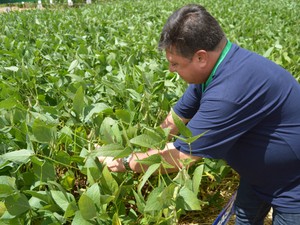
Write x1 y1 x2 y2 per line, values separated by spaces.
179 195 273 225
179 202 273 225
0 4 39 13
178 175 273 225
0 6 31 13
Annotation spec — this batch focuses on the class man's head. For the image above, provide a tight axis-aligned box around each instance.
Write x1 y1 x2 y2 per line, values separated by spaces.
158 4 225 58
158 4 226 84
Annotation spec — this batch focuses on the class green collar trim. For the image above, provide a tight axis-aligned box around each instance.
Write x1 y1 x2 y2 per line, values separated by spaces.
202 40 232 93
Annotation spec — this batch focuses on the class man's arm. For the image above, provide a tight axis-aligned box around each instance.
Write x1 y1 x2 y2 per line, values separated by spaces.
98 142 201 173
98 110 199 173
129 142 200 173
160 111 190 139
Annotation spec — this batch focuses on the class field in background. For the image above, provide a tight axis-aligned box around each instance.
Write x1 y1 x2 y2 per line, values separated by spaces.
0 0 299 224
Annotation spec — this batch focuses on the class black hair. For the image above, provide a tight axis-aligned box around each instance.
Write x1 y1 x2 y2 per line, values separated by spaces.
158 4 225 58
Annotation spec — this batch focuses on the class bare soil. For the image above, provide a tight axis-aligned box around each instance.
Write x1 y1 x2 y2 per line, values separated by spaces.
179 174 273 224
0 5 37 13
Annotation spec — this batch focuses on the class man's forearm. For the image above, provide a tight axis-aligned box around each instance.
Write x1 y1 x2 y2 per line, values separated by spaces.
99 111 195 173
129 143 200 173
160 111 190 140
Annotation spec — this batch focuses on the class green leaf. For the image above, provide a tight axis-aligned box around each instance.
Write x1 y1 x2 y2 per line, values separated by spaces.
60 171 75 191
84 157 101 185
68 59 79 72
5 193 31 216
32 119 56 143
144 186 164 212
263 46 274 58
0 97 19 109
101 166 119 196
115 109 132 124
73 86 85 117
25 190 53 206
113 146 133 159
100 194 115 205
177 186 202 210
160 183 177 207
130 134 160 148
135 154 162 166
164 80 176 87
99 117 119 144
0 176 16 198
126 89 141 101
55 151 71 165
1 149 34 164
171 109 192 138
0 201 6 218
138 163 160 194
144 127 166 148
72 211 94 225
91 143 127 159
192 164 204 195
58 126 73 143
0 184 15 198
64 201 78 218
185 130 209 144
85 183 101 208
50 190 71 212
132 190 145 213
135 154 174 170
4 66 19 72
173 168 191 186
32 157 56 182
283 52 291 63
78 194 97 220
112 212 122 225
172 130 209 146
84 103 111 123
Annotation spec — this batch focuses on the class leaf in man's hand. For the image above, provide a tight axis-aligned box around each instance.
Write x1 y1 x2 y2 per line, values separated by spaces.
171 109 192 138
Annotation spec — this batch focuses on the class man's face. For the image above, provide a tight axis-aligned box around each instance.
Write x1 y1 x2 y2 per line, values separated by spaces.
165 48 209 84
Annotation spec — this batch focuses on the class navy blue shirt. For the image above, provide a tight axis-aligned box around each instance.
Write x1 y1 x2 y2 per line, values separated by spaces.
173 44 300 213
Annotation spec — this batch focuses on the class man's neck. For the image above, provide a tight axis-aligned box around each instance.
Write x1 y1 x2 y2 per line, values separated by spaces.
207 38 228 72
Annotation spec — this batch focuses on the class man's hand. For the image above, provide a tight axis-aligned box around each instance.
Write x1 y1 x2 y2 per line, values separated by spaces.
160 111 190 140
97 156 127 172
95 144 127 172
97 142 200 174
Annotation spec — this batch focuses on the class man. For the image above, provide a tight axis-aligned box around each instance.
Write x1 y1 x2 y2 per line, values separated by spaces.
99 4 300 224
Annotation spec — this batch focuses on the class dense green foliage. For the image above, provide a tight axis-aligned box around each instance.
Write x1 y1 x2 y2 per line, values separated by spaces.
0 0 299 224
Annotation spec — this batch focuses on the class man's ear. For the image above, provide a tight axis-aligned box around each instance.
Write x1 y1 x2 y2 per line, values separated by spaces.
194 50 208 65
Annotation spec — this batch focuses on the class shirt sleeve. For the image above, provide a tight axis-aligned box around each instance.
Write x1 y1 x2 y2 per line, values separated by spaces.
173 84 202 119
174 97 268 159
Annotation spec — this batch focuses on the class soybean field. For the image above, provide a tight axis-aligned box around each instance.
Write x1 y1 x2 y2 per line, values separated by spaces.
0 0 299 224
